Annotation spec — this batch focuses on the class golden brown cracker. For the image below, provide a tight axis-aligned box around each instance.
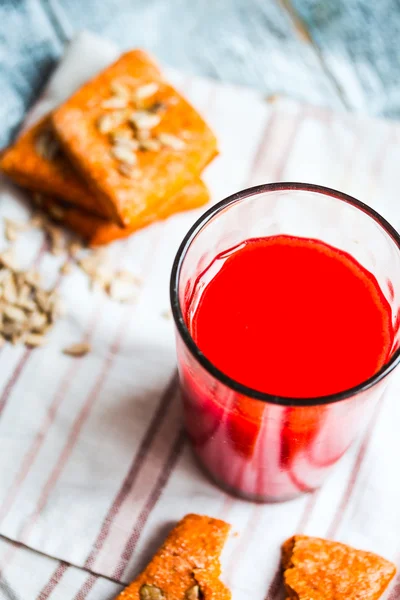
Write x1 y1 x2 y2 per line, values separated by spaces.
116 514 231 600
282 535 396 599
52 50 217 226
0 117 106 217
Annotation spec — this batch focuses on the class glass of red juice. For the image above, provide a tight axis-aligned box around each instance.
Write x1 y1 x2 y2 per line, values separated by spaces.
170 183 400 502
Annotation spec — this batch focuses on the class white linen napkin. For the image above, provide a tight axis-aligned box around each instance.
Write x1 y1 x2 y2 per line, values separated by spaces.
1 31 400 600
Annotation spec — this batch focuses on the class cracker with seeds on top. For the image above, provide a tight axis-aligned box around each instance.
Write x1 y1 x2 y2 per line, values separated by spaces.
51 50 218 227
115 514 231 600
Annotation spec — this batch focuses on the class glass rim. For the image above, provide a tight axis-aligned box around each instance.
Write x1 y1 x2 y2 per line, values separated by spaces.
170 182 400 407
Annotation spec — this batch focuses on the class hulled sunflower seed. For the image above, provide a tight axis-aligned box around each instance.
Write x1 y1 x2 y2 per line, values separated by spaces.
111 145 137 165
28 311 48 331
25 333 46 347
35 131 60 160
48 204 65 221
118 163 141 178
113 137 140 151
4 305 27 323
60 261 72 275
0 249 16 270
4 219 19 242
135 82 159 101
101 97 128 109
110 80 130 99
185 585 201 600
129 110 161 130
139 584 166 600
149 101 167 113
109 129 133 142
140 138 161 152
97 112 125 134
106 277 138 303
68 240 83 257
158 133 186 150
63 342 91 357
137 129 151 142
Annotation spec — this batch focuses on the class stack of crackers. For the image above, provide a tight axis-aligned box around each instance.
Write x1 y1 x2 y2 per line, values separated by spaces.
0 50 217 246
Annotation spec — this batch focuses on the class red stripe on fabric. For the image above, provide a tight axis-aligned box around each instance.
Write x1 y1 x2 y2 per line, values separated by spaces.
0 237 49 418
0 300 103 526
73 574 97 600
15 213 164 546
0 349 32 416
21 305 136 542
246 109 279 185
113 430 186 581
326 396 385 539
388 575 400 600
36 563 68 600
84 372 179 569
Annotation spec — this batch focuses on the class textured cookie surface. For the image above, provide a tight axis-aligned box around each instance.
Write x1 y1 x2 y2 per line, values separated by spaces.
282 535 396 600
116 514 231 600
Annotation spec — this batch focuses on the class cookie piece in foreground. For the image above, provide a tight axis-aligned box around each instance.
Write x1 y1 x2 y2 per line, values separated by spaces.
0 117 106 217
282 535 396 599
41 178 209 246
116 514 231 600
52 50 218 226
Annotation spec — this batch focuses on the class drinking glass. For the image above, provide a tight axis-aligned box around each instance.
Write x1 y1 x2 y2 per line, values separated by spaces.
170 183 400 502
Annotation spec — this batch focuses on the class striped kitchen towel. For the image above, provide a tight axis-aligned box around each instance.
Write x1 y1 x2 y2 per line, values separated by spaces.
1 31 400 600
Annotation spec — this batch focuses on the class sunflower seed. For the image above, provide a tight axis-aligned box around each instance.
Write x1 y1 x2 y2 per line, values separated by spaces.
97 112 125 134
135 82 159 101
185 585 201 600
68 240 83 257
129 110 161 130
25 333 46 347
118 163 141 178
110 81 130 99
3 276 18 304
140 138 161 152
101 97 128 110
109 129 133 143
60 261 72 275
158 133 186 150
63 342 91 357
28 312 48 332
35 131 60 160
106 277 137 303
0 249 16 270
139 584 166 600
4 305 27 323
48 204 65 221
149 101 167 113
111 145 137 165
25 269 41 286
113 137 140 151
136 129 151 142
43 222 65 255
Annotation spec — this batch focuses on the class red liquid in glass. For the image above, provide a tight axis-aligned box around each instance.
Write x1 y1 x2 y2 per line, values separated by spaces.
180 235 394 500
